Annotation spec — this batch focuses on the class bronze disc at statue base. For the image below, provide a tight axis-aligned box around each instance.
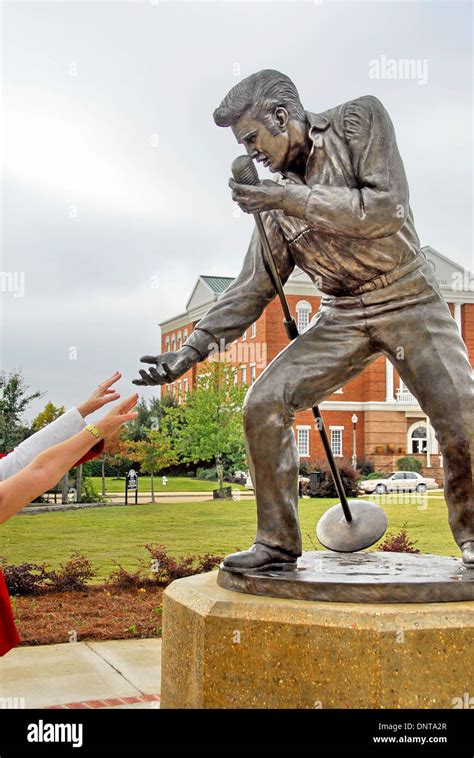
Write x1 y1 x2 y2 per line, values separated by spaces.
316 499 388 552
218 551 474 603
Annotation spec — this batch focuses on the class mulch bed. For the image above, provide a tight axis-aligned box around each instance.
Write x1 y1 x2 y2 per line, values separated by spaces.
10 586 164 647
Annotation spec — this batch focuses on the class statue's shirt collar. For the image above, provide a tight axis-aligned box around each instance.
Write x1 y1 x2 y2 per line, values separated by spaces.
281 110 330 184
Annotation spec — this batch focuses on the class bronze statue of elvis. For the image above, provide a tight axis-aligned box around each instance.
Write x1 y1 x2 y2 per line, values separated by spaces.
134 70 474 571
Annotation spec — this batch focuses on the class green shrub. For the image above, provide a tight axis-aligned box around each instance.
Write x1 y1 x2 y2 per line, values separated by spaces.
302 459 360 498
356 458 374 477
396 457 422 473
80 477 108 503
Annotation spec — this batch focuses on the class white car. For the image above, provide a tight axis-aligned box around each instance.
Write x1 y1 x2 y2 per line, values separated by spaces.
359 471 438 495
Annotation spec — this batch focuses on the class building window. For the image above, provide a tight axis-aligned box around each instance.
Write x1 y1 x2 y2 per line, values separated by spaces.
330 427 343 457
232 368 238 385
177 332 182 350
177 380 182 399
296 300 311 333
250 364 256 384
165 336 170 351
241 365 247 384
242 330 247 341
410 425 428 453
250 322 256 338
183 329 188 341
297 427 310 457
171 335 176 351
183 378 189 395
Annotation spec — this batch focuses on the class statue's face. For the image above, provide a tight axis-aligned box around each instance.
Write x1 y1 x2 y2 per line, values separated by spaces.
232 111 291 174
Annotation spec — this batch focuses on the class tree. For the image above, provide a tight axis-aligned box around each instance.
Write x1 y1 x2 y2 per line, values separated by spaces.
32 401 65 431
125 395 177 442
99 433 130 495
0 370 43 451
124 430 177 502
163 361 247 496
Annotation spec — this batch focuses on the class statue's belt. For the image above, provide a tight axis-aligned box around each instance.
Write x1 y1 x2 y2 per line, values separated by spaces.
349 251 426 296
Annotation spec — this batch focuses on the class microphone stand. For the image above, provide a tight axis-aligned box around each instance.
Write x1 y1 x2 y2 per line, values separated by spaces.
232 156 353 523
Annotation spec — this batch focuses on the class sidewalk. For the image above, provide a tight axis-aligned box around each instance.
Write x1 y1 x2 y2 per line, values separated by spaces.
0 639 161 709
24 489 255 513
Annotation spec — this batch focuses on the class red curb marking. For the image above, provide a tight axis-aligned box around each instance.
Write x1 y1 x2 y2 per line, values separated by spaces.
45 694 160 709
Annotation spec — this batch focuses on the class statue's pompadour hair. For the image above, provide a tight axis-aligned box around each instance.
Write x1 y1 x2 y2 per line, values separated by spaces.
213 69 305 131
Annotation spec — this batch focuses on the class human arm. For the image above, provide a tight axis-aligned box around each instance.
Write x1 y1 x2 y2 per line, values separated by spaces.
0 394 138 524
0 372 123 481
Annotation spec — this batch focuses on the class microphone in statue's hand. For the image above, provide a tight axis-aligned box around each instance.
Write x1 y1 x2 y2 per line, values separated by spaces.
229 156 284 214
231 155 260 186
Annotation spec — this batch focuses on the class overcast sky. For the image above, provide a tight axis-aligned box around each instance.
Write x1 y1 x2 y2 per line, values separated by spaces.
1 0 472 423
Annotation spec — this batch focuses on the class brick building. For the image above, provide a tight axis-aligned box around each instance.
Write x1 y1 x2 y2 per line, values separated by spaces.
160 246 474 482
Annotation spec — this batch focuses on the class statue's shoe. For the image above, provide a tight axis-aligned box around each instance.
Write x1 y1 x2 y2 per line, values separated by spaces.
222 543 298 573
462 541 474 567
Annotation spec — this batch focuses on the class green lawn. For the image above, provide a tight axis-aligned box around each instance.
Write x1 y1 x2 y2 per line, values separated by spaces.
89 476 247 493
0 494 458 582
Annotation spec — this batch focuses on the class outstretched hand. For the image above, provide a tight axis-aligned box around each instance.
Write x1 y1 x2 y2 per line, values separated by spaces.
133 347 199 386
77 371 122 418
95 393 139 439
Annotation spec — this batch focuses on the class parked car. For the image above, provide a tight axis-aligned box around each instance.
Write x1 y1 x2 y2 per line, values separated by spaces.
359 471 438 495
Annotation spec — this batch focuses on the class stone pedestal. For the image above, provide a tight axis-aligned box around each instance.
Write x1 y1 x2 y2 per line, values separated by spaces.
161 571 474 709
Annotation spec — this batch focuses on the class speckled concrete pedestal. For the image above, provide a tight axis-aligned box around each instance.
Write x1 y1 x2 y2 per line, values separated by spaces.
161 570 474 709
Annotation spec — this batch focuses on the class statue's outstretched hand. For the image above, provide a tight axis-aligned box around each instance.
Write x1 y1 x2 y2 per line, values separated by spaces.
133 346 199 386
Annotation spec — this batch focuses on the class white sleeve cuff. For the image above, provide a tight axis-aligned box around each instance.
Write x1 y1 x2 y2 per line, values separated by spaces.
0 407 86 482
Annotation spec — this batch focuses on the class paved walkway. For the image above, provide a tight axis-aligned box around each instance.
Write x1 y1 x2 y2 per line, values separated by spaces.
0 639 161 709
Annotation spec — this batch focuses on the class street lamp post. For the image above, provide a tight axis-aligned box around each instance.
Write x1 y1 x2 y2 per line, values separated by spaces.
351 414 358 469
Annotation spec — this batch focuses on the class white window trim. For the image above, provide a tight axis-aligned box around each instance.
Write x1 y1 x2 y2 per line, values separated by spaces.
329 426 344 457
250 322 256 338
296 425 310 458
242 330 247 341
296 300 312 333
407 419 437 455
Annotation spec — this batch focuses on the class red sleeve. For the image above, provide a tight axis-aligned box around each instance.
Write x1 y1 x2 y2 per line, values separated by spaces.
0 569 20 657
74 440 105 467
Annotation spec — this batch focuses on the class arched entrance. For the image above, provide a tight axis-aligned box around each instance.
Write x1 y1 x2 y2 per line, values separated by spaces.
410 425 428 454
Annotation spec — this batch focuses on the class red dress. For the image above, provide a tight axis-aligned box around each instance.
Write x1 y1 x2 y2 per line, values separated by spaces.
0 568 20 656
0 440 104 656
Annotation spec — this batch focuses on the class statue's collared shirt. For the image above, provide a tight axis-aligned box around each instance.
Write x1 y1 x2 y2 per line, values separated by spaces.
185 95 423 359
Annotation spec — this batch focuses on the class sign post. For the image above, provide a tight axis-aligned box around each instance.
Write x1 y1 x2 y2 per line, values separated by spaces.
125 468 138 505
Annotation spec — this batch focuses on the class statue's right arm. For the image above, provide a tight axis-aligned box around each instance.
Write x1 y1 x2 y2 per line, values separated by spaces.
184 212 294 360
